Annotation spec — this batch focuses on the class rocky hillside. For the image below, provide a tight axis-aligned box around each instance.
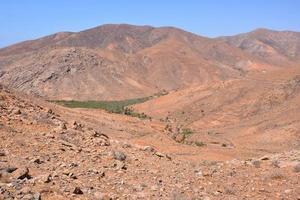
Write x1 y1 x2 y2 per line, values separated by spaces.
134 67 300 158
0 85 299 200
2 24 298 100
220 28 300 66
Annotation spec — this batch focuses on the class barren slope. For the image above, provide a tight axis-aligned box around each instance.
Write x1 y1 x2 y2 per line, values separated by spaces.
134 67 300 158
0 24 287 100
220 28 300 66
0 85 299 200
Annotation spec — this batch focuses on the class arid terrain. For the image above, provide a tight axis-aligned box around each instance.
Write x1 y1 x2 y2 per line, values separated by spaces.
0 24 300 199
1 25 300 100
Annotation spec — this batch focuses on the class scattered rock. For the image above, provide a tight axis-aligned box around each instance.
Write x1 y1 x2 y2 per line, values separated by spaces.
143 146 155 152
293 163 300 173
11 167 31 180
94 132 110 146
174 134 185 143
19 186 31 194
171 192 189 200
260 156 270 161
94 192 111 200
284 189 292 194
92 131 108 139
73 187 83 195
57 122 67 131
72 121 83 130
271 160 280 168
31 158 44 164
33 192 41 200
252 160 261 168
69 172 77 179
22 194 34 200
12 109 21 115
38 173 52 183
155 152 165 158
1 167 17 173
113 151 126 161
113 161 127 170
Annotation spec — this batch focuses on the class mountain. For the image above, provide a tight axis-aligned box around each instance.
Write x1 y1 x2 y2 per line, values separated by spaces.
1 24 300 200
220 28 300 66
1 24 294 100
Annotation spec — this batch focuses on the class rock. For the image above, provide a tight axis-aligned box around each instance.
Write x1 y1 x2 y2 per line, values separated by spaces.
150 185 158 191
92 131 108 138
0 171 11 183
171 192 189 200
260 156 270 161
72 121 83 130
11 167 31 180
166 154 172 160
45 133 55 139
0 151 6 156
143 146 155 152
252 160 261 168
69 172 77 179
33 192 41 200
38 173 52 183
19 186 31 194
113 161 127 170
94 192 111 200
69 162 78 168
271 160 280 168
293 163 300 173
202 169 212 177
22 194 34 200
174 134 185 143
92 131 110 146
122 143 132 148
31 158 44 164
284 189 292 194
12 109 21 115
155 152 165 158
57 122 67 131
1 167 17 173
73 187 83 195
113 151 126 161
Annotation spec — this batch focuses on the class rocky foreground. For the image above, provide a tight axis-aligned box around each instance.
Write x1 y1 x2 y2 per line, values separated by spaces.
0 86 299 200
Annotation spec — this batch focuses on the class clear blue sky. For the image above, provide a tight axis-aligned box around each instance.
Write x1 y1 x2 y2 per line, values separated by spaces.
1 0 299 47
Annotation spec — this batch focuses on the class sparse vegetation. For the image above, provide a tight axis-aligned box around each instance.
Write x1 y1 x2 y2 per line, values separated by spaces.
175 128 204 146
53 97 150 112
52 97 152 119
194 141 206 147
123 107 150 119
51 91 168 119
180 128 194 136
222 143 227 147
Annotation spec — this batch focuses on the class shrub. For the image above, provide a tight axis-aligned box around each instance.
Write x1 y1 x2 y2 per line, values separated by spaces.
195 141 206 147
181 128 193 136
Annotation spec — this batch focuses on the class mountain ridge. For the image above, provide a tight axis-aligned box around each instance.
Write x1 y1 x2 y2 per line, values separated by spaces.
0 24 299 100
